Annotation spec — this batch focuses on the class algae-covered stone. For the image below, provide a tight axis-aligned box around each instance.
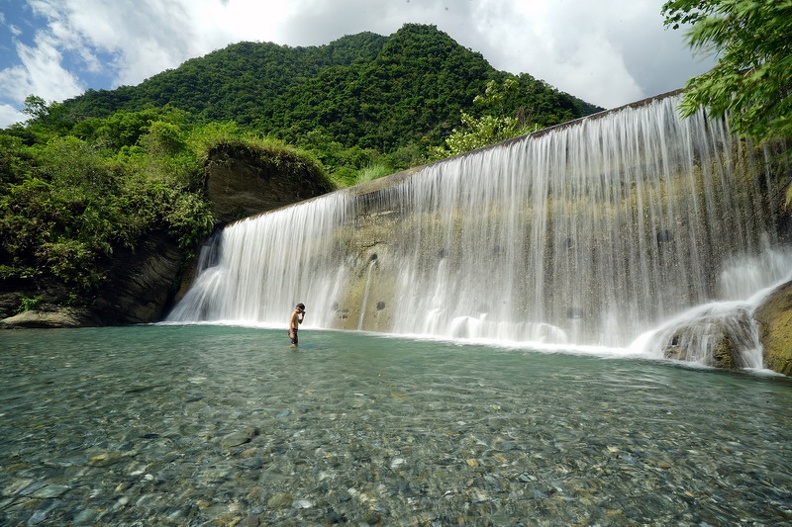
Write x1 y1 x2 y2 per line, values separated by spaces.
0 309 85 329
267 493 293 509
754 280 792 376
659 309 753 370
711 336 737 370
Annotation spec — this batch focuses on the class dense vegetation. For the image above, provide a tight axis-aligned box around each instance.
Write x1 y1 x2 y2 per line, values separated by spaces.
57 24 601 181
663 1 791 153
662 0 792 206
0 23 602 313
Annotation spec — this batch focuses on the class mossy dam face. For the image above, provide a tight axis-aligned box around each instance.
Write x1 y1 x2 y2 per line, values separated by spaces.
168 93 792 364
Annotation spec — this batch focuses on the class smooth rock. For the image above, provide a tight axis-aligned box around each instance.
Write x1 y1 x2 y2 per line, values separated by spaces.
30 484 70 498
220 428 259 448
0 309 83 329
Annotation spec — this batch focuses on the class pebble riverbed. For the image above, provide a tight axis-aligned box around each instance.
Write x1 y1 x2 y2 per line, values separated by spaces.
1 325 791 526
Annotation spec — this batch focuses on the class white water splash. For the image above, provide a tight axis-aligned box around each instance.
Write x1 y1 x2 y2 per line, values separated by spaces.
167 94 791 368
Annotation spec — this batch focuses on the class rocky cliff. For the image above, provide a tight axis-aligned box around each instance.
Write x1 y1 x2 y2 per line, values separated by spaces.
205 141 335 224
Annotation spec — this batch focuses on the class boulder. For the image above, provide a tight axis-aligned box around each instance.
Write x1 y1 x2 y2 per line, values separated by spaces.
662 326 742 370
658 305 758 370
753 280 792 376
0 308 85 329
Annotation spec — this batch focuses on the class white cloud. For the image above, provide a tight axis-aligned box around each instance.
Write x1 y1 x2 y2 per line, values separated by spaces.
26 0 192 85
274 0 479 48
0 36 84 108
190 0 299 44
0 104 26 128
469 0 704 109
0 0 713 128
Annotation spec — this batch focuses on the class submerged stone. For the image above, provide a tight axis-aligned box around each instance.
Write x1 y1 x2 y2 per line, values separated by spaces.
30 484 70 499
267 493 293 509
220 428 259 448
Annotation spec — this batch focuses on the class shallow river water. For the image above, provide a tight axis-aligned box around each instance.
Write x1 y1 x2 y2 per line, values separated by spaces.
1 325 791 526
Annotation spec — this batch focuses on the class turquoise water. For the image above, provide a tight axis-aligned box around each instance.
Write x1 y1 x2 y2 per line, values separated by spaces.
1 325 791 526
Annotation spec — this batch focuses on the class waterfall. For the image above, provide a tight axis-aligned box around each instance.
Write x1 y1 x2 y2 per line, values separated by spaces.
167 94 791 362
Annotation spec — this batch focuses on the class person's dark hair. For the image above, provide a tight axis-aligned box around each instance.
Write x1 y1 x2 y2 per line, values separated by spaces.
297 303 305 310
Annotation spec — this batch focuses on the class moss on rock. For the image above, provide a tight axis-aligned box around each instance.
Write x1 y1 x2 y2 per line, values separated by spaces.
754 280 792 376
711 336 737 370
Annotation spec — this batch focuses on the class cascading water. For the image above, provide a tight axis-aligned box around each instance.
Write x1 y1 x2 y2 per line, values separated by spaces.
168 93 791 364
357 255 378 330
168 193 352 325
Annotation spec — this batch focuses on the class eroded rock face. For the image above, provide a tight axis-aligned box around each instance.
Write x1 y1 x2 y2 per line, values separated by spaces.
0 278 99 329
754 280 792 376
0 231 183 328
207 142 334 224
90 231 185 325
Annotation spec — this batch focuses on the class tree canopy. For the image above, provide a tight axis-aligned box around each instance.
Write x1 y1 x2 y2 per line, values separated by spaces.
56 24 601 168
662 0 792 149
431 79 542 158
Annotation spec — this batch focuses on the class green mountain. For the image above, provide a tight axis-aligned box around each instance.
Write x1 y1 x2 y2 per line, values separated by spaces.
61 24 602 156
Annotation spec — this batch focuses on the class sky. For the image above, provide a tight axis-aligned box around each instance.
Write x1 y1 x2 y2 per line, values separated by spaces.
0 0 716 129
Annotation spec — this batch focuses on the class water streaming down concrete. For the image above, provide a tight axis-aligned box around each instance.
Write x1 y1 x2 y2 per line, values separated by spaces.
168 93 792 358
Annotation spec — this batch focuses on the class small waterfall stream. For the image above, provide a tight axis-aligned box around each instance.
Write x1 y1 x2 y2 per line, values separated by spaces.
357 256 377 330
168 94 791 365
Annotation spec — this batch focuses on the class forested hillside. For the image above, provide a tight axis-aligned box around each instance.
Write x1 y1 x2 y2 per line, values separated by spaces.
63 31 389 125
58 24 602 172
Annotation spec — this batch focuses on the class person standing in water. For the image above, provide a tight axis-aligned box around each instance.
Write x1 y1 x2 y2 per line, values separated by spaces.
289 303 306 348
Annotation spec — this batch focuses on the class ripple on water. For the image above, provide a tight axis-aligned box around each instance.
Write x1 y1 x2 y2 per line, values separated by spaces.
1 325 791 526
